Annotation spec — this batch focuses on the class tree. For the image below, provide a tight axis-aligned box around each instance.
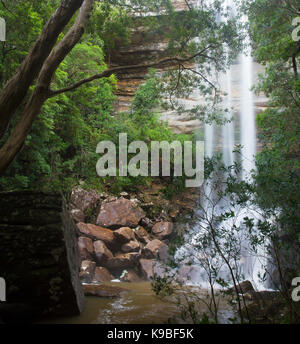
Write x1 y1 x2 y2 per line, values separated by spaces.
0 0 241 174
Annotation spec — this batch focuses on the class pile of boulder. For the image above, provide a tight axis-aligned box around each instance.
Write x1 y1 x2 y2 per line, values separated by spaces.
70 187 177 284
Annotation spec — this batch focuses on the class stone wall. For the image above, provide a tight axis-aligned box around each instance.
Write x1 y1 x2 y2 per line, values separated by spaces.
0 191 85 321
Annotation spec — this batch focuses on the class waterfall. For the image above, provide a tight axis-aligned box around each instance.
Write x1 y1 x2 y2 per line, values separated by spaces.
174 0 267 291
240 19 256 179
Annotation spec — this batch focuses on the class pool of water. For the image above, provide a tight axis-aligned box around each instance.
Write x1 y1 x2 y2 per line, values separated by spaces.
43 282 234 324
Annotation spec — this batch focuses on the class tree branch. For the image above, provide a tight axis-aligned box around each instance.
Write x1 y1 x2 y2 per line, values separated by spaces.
47 48 215 98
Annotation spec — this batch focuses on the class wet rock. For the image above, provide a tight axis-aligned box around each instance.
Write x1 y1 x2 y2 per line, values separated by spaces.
106 253 140 271
143 239 169 260
70 208 85 223
120 269 143 283
114 227 136 243
94 241 113 265
152 222 174 240
139 259 165 280
83 284 129 298
93 267 114 283
134 226 151 244
78 236 94 260
70 187 100 213
121 240 140 253
96 198 145 228
76 223 117 249
79 260 96 283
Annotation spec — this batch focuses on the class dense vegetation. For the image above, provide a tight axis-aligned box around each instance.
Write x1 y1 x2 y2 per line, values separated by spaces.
0 0 299 324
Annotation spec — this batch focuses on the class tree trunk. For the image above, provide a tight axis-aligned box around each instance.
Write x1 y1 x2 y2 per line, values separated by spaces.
0 0 84 140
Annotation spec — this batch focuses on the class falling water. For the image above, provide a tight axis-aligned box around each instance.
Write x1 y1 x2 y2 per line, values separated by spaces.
175 0 266 291
240 21 256 179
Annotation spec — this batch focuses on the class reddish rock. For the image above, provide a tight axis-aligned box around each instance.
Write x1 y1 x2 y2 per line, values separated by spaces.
78 236 94 260
93 267 114 283
70 208 85 223
120 269 143 283
83 284 129 298
143 239 169 260
139 259 154 280
106 253 140 271
152 222 174 240
139 259 166 280
121 240 140 253
134 226 151 244
79 260 96 283
76 223 117 249
96 198 145 228
114 227 135 243
70 187 100 212
93 241 113 265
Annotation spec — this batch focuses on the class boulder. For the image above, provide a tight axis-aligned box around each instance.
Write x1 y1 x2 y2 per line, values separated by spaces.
143 239 169 260
120 269 143 283
78 236 94 260
79 260 96 283
93 267 114 283
114 227 135 243
134 226 151 244
70 208 85 223
76 223 117 249
121 240 140 253
139 259 154 280
96 198 145 228
83 284 129 298
139 259 165 280
93 240 113 265
106 253 140 271
70 187 100 213
152 222 174 240
236 280 255 294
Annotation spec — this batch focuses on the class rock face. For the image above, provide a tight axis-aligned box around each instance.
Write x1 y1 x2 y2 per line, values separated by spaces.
0 191 85 320
96 198 145 228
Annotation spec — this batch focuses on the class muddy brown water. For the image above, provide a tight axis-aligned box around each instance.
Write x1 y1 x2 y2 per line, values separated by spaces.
43 282 234 324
